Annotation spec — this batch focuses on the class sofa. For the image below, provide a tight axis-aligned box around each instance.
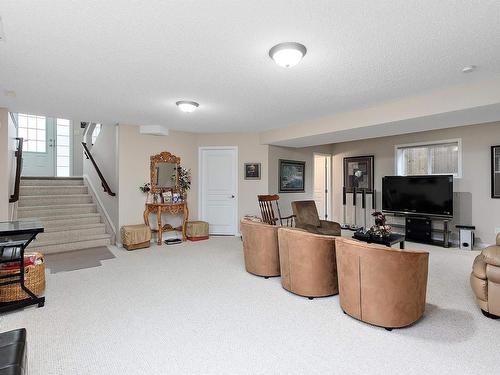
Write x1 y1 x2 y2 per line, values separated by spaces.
335 237 429 330
470 233 500 318
277 227 338 299
291 200 341 236
240 219 280 278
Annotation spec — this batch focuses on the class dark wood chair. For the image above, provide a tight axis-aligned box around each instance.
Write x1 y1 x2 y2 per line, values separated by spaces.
258 195 295 227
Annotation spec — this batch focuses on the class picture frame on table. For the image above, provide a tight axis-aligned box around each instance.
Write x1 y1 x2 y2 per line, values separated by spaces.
279 159 305 193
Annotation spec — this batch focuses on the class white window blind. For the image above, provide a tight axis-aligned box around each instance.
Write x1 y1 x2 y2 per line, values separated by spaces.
396 140 461 177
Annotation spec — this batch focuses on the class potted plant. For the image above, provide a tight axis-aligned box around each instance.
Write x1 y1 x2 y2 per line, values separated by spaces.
139 182 151 203
175 166 192 201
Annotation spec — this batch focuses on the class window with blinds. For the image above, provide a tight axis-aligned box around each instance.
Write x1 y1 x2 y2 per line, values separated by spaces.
395 139 462 177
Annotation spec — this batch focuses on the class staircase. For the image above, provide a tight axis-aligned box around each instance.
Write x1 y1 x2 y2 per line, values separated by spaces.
17 177 113 254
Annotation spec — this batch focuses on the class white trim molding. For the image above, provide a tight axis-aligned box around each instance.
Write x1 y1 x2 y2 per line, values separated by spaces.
83 174 116 239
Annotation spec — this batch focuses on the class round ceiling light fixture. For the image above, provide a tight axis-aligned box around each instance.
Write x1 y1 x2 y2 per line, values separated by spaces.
176 100 199 113
269 42 307 68
462 65 476 73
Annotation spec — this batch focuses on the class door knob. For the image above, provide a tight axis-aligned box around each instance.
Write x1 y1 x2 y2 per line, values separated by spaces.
231 195 235 198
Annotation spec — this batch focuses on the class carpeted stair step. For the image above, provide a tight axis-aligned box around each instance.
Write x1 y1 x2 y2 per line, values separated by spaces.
17 203 98 218
20 185 88 196
20 177 84 186
18 194 93 207
28 234 112 254
40 214 103 229
32 225 107 245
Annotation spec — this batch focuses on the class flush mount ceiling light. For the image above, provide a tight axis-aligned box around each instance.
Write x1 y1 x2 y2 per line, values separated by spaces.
462 65 476 73
176 100 199 113
269 42 307 68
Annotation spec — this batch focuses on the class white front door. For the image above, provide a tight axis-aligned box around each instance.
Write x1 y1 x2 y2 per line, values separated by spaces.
17 114 56 177
313 154 331 220
199 147 238 235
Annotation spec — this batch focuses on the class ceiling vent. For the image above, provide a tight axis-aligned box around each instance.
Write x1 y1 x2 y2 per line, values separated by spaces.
139 125 169 136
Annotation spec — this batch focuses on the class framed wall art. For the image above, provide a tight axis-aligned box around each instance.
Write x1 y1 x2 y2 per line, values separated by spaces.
244 163 261 180
492 145 500 198
279 159 305 193
343 155 374 193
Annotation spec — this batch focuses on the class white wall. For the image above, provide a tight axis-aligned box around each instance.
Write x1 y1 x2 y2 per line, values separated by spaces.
72 120 84 176
117 125 198 231
268 144 332 217
331 121 500 245
0 108 9 220
83 123 119 232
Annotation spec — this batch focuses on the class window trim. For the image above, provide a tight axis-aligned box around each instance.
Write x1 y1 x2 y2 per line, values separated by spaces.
394 138 463 178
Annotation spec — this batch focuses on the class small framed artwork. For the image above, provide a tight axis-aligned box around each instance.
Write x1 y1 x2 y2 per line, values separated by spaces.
244 163 261 180
343 155 374 193
492 145 500 198
279 159 305 193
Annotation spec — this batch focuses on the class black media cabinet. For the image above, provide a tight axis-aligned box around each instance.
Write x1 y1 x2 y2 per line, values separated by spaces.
387 214 451 248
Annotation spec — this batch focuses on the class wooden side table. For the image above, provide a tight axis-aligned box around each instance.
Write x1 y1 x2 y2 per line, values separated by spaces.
143 202 189 245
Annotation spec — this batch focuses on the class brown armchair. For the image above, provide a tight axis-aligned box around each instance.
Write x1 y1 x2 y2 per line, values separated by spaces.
291 200 341 236
335 237 429 330
240 219 280 278
278 227 338 299
470 233 500 319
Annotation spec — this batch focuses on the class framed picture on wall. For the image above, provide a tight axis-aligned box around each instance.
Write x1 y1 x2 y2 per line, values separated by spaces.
492 145 500 198
244 163 261 180
343 155 374 193
279 159 305 193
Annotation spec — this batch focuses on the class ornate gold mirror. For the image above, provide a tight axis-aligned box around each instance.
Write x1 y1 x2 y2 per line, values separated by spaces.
150 151 180 193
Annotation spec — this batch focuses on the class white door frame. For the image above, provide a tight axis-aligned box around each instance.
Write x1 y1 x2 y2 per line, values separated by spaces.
313 153 332 220
198 146 239 235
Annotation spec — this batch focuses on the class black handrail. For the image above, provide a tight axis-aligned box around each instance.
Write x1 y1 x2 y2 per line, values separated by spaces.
81 142 116 196
9 138 24 203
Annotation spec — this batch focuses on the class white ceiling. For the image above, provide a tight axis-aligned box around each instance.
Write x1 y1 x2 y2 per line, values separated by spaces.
1 1 500 134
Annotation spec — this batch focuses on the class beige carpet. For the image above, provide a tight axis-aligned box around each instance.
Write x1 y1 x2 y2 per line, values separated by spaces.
0 237 498 374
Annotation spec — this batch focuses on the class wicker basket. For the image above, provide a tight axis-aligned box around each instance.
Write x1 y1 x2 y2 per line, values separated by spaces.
0 252 46 303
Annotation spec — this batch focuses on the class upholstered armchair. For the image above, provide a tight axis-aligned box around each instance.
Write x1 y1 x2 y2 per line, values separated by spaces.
240 219 280 278
470 233 500 319
335 237 429 330
277 227 338 299
291 200 341 236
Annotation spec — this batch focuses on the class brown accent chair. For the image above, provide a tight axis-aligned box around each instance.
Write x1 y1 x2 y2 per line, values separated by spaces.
278 227 338 299
240 219 280 278
470 233 500 319
258 195 295 227
291 200 341 236
335 237 429 330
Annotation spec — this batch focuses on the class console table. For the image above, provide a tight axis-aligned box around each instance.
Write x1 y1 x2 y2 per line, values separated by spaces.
143 202 189 245
0 219 45 313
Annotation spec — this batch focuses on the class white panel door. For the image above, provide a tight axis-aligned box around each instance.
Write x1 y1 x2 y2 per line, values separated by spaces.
200 147 238 235
313 154 331 220
18 114 56 177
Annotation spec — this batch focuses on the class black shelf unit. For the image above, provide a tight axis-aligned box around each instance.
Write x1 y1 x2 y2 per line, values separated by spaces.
385 214 451 248
0 220 45 313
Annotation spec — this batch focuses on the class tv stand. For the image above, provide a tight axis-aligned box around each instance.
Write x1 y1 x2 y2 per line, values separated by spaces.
388 214 451 248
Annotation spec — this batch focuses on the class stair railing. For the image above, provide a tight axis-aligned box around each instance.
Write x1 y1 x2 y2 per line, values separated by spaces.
81 142 116 196
9 137 24 203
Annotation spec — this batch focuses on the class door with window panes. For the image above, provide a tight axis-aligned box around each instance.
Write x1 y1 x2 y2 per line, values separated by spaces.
17 113 71 177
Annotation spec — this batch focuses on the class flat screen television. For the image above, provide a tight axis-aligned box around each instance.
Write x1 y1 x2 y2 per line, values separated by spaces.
382 175 453 218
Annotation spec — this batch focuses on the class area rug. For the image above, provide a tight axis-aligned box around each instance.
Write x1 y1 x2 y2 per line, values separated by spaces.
44 246 115 273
